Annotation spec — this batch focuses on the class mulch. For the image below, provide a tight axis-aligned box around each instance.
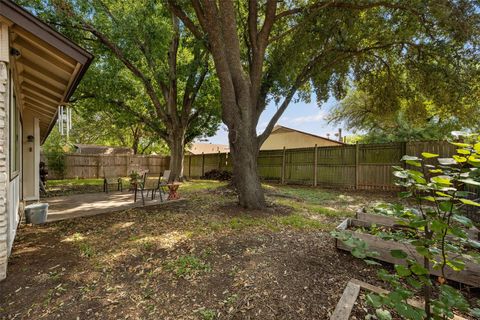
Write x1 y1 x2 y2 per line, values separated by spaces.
0 220 383 319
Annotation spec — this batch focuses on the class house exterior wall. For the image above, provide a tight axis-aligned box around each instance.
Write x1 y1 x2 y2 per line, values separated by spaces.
0 2 92 281
0 21 21 281
0 56 8 280
260 131 342 150
6 39 21 264
23 112 40 200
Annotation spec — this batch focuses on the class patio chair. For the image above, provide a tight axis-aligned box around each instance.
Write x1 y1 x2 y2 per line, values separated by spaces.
156 170 171 201
103 167 123 193
134 171 161 205
133 170 147 205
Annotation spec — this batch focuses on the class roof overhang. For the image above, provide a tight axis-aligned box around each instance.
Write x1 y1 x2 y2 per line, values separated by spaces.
0 0 93 143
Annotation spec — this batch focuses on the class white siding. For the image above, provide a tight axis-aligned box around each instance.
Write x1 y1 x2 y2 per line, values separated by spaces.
0 59 8 280
7 176 19 255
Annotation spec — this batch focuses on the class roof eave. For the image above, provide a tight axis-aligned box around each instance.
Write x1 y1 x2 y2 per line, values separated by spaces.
0 1 94 144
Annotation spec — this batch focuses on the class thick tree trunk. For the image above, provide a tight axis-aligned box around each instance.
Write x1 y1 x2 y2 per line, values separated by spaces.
229 125 265 209
168 131 185 182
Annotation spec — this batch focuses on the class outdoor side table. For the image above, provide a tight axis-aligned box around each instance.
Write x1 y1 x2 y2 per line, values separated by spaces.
167 183 180 200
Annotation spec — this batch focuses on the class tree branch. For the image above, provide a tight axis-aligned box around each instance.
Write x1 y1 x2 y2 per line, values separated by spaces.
182 50 209 123
257 41 412 145
168 0 206 42
249 0 277 103
248 0 258 54
139 138 154 155
166 14 180 128
275 1 421 21
81 23 168 121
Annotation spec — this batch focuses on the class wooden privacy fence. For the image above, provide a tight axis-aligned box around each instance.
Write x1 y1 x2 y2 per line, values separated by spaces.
184 140 456 190
45 154 170 180
46 141 458 190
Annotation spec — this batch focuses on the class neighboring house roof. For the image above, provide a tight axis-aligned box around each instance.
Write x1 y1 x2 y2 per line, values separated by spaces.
191 126 343 154
270 125 345 145
259 125 345 151
0 0 93 143
73 144 133 155
187 143 230 155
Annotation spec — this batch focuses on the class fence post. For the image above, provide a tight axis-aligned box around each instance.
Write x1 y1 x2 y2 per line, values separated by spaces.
355 143 359 189
188 155 192 178
314 144 318 187
148 156 153 174
125 154 130 176
281 147 286 184
96 155 101 178
201 152 205 177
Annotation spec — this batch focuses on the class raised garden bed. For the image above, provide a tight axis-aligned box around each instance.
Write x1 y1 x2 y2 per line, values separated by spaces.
330 278 469 320
356 209 480 240
335 218 480 287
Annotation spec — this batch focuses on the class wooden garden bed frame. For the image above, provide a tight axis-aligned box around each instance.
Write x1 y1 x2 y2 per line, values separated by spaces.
330 278 467 320
335 218 480 287
356 209 479 240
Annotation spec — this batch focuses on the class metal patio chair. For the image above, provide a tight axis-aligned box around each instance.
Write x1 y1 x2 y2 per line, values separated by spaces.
154 170 171 202
103 167 123 193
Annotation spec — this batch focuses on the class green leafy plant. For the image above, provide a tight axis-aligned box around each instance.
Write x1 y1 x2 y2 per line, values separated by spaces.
129 170 142 184
45 150 66 179
334 132 480 319
164 255 211 278
197 308 216 320
42 127 70 179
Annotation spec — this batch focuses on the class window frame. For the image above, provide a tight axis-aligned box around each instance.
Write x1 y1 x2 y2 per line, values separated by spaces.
9 71 21 181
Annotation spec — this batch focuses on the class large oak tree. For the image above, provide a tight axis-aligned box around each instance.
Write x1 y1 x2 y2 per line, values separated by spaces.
33 0 221 180
169 0 479 208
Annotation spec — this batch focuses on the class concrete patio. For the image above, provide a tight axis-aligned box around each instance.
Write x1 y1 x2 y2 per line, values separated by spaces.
45 191 173 222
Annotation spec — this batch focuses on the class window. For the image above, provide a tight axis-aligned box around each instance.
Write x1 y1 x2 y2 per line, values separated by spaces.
9 74 20 179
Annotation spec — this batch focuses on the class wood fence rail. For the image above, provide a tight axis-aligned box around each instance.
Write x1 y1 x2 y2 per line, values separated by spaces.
44 140 457 191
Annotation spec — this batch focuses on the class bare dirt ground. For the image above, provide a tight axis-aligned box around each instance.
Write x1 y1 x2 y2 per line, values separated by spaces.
2 181 469 319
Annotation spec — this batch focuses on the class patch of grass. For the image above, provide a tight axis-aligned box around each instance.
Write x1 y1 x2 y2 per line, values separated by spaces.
198 309 216 320
140 241 154 251
205 213 330 233
207 221 224 232
274 197 352 219
224 294 238 305
229 217 265 230
48 270 61 280
270 185 340 204
47 178 106 187
43 289 55 307
276 214 330 229
182 180 227 192
165 255 211 278
78 242 95 258
228 216 280 231
42 284 67 307
310 205 352 218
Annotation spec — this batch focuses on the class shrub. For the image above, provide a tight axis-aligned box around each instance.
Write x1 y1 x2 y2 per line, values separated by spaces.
202 169 232 181
45 150 66 179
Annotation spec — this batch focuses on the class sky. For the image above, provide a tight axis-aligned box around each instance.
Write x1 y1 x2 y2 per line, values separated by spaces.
204 96 350 145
